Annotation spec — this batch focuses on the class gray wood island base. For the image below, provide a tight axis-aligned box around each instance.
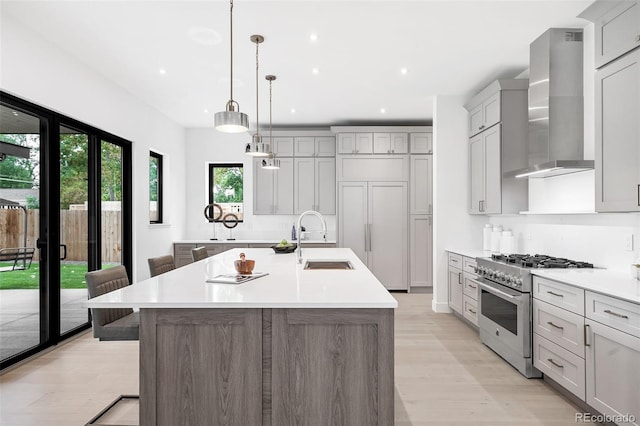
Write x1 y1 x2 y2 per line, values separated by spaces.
139 307 394 426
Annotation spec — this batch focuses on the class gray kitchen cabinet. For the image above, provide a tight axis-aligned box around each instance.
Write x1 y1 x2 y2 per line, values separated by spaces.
253 157 293 215
293 136 336 157
469 125 502 214
594 48 640 212
410 132 433 154
585 318 640 425
468 91 500 137
270 137 294 156
447 253 463 314
338 181 408 290
337 133 373 154
410 155 432 215
373 133 408 154
409 215 432 288
174 243 197 267
580 0 640 69
294 157 335 214
465 79 528 215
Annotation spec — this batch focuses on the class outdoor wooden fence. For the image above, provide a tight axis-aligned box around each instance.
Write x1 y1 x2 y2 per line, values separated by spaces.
0 209 122 262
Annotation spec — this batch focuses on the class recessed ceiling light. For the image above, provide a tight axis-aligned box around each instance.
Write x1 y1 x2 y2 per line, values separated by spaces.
290 108 296 114
159 68 167 75
309 33 318 42
380 108 386 114
312 68 319 75
204 109 209 113
400 67 408 75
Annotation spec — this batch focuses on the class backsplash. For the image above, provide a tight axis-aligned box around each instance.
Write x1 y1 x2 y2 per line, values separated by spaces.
489 213 640 272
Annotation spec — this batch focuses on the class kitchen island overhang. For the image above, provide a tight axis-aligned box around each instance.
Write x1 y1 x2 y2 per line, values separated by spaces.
85 248 397 426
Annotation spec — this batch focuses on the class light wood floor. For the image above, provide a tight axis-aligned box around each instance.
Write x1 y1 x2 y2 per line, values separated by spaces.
0 293 584 425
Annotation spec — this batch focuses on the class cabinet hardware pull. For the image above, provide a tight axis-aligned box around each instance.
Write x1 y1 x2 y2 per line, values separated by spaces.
547 321 564 330
478 200 482 212
364 223 369 252
368 223 372 252
604 309 629 319
584 324 591 347
547 358 564 369
468 308 477 314
469 284 477 289
458 272 462 285
479 125 485 130
428 204 432 214
451 258 458 263
637 184 639 206
547 291 564 297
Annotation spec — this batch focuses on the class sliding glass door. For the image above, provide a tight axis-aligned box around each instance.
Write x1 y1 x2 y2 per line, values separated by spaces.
0 92 132 369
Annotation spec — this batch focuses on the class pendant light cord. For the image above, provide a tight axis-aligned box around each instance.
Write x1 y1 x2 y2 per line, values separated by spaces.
255 39 259 135
269 78 272 142
229 0 234 105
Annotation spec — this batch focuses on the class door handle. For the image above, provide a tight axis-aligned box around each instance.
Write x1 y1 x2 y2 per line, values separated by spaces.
604 309 629 319
478 200 482 212
637 184 639 206
547 321 564 330
367 223 372 252
458 272 462 285
36 238 47 261
584 324 591 347
60 244 67 261
364 223 369 252
547 358 564 369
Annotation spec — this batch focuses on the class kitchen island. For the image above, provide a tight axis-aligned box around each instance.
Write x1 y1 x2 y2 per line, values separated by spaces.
85 248 397 426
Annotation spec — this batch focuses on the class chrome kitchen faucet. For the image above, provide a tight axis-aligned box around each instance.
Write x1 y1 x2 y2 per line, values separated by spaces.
296 210 327 263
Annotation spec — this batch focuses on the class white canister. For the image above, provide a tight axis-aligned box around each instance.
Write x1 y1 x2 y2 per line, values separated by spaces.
491 226 502 253
500 230 514 254
483 224 492 251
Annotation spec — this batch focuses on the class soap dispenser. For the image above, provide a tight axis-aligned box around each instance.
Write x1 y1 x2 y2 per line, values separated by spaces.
291 224 297 241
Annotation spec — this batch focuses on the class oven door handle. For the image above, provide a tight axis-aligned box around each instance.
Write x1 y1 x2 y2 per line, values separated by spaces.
477 281 519 301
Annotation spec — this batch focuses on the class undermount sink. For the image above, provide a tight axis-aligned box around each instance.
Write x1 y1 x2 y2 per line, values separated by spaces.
303 260 354 270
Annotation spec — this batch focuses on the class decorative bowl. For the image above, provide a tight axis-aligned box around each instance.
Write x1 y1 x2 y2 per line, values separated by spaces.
271 243 297 254
234 253 255 274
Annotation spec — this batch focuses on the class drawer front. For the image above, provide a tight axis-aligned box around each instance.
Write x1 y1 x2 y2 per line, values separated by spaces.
534 334 586 401
448 252 463 268
533 299 585 357
533 276 585 315
462 295 478 326
463 275 479 300
586 291 640 338
462 256 477 275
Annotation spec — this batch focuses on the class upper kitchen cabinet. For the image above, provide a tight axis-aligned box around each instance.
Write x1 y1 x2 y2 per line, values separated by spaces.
269 137 294 157
410 132 433 154
464 79 529 215
410 155 433 215
595 48 640 212
336 133 373 154
581 1 640 212
294 157 336 215
467 92 501 137
293 136 336 157
580 0 640 68
373 133 408 154
253 157 294 215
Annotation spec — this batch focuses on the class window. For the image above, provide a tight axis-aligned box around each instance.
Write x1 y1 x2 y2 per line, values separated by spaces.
208 163 243 223
149 151 163 223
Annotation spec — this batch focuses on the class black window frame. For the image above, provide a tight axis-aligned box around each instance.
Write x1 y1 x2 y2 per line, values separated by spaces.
208 162 244 223
149 150 163 224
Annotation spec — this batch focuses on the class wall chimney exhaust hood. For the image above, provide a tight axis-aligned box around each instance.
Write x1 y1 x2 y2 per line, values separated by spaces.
505 28 594 179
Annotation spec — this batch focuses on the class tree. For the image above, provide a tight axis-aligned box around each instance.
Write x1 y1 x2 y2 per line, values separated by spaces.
213 166 243 203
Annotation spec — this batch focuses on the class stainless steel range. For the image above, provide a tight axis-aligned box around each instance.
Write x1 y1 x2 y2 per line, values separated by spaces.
473 254 593 378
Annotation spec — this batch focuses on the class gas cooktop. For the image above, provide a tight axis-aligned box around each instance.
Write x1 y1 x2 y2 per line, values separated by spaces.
490 253 594 269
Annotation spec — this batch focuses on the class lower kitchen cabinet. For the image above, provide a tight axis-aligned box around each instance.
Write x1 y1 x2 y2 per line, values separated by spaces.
447 253 463 314
585 319 640 425
409 215 432 288
174 243 196 267
338 181 408 290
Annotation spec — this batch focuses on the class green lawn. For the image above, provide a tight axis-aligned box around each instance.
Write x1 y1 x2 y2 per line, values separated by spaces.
0 262 89 290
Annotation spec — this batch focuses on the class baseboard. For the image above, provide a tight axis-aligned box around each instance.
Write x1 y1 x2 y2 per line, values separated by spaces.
431 300 452 313
409 286 433 294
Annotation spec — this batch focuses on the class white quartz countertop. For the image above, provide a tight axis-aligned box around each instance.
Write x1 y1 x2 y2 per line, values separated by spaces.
174 239 337 244
84 248 397 309
446 248 492 260
532 269 640 305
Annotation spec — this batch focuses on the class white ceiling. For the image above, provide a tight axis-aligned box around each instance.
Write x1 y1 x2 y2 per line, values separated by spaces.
2 0 592 129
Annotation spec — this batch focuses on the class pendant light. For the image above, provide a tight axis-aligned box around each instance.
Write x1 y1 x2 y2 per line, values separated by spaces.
245 34 270 157
262 75 280 169
214 0 249 133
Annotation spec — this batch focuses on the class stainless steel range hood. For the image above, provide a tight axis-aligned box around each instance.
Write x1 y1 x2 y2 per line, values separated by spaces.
505 29 593 179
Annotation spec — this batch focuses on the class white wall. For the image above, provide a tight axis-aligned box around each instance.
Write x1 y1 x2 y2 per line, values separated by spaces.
1 16 187 281
432 96 485 312
185 128 336 242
